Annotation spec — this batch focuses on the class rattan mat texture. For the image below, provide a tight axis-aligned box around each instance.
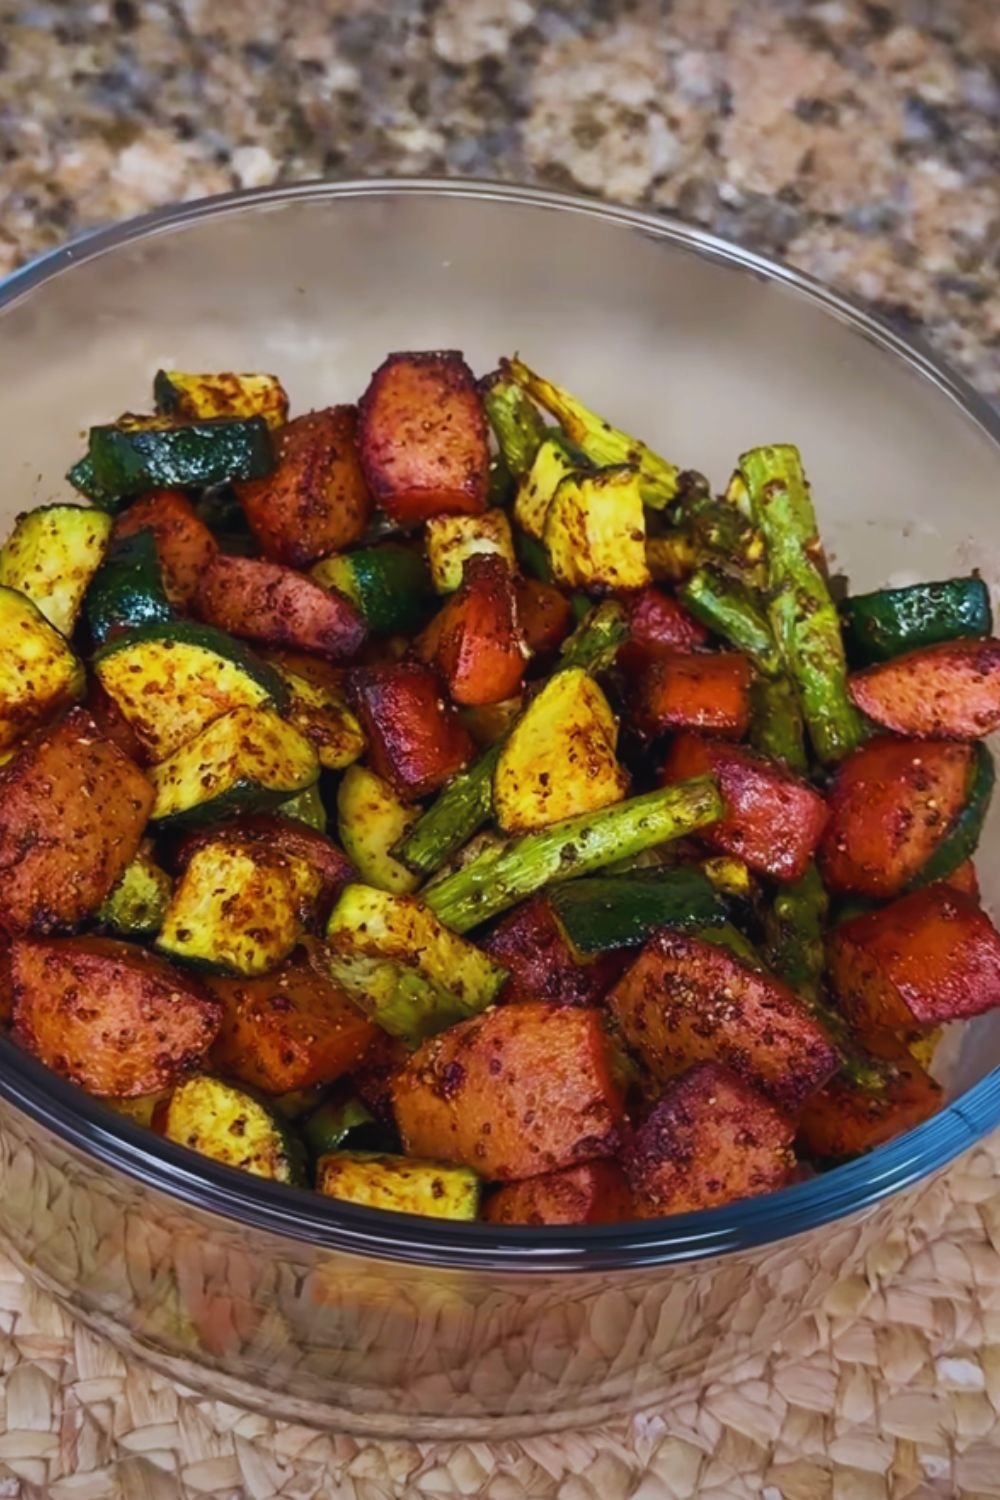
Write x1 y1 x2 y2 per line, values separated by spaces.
1 1137 1000 1500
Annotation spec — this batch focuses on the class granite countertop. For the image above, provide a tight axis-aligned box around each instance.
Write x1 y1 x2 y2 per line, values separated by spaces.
1 0 998 401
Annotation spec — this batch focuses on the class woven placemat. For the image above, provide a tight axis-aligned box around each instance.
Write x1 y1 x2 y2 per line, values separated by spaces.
0 1142 999 1499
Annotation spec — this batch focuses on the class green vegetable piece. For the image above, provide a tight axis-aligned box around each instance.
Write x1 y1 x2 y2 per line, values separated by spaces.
337 764 421 895
85 529 173 644
66 452 121 511
741 444 865 763
98 845 172 938
558 600 629 674
549 869 727 954
503 356 679 509
913 743 994 888
316 1151 481 1220
0 504 112 637
88 416 273 498
698 922 762 967
395 742 502 878
278 781 328 832
302 1096 381 1157
749 674 808 773
514 529 553 582
839 576 993 663
681 565 781 675
481 371 548 479
311 546 433 635
424 775 724 933
164 1075 305 1183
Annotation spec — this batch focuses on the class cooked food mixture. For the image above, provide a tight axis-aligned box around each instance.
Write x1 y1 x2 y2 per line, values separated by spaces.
1 353 998 1225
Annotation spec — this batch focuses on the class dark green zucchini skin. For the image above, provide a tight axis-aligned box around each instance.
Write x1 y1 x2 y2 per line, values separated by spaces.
66 453 121 512
514 529 552 582
87 417 274 497
302 1096 396 1158
913 743 995 888
840 576 992 663
342 547 433 635
94 619 289 711
85 529 173 644
549 869 727 953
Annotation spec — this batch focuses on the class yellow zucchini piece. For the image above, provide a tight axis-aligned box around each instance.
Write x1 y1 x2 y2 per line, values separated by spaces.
337 764 421 895
154 369 289 431
647 531 698 583
0 586 84 750
150 706 319 826
164 1075 304 1182
325 883 507 1037
425 509 517 593
514 435 582 541
158 838 321 975
317 1151 480 1219
0 505 112 635
103 1092 170 1128
268 658 366 771
493 666 627 833
94 622 286 761
544 466 650 591
98 841 173 938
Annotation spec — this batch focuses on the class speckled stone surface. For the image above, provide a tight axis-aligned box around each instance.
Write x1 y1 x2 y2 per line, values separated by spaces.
1 0 999 401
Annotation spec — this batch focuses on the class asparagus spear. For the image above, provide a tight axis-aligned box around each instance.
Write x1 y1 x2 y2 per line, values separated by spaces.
480 371 548 480
764 863 883 1091
423 775 724 933
741 444 865 763
681 565 781 675
395 743 502 878
395 603 628 876
749 674 808 773
501 356 680 509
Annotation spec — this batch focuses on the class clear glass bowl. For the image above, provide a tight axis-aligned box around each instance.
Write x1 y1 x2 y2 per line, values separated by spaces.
1 180 999 1438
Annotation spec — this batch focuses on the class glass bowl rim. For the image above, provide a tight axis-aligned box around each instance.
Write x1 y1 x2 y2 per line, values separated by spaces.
1 175 998 1274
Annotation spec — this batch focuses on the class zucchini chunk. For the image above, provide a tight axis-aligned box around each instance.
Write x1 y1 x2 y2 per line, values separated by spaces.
85 528 173 644
316 1151 480 1219
0 586 85 750
549 868 727 954
840 576 993 663
348 662 474 800
624 1062 794 1216
337 764 421 895
609 929 838 1112
278 781 328 830
262 649 365 771
425 509 517 594
325 883 507 1039
0 707 153 932
417 553 527 707
149 706 319 827
514 434 586 541
302 1095 381 1155
544 466 651 591
11 936 221 1097
98 842 172 938
113 490 218 610
195 552 367 662
484 1161 633 1225
94 621 287 762
0 505 112 636
848 638 1000 739
818 737 975 898
207 953 378 1093
502 356 680 510
157 838 322 975
163 1074 304 1183
312 545 433 635
393 1001 624 1180
358 350 490 525
87 415 274 498
176 813 353 918
236 407 372 566
494 667 627 833
66 452 119 511
154 369 289 430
